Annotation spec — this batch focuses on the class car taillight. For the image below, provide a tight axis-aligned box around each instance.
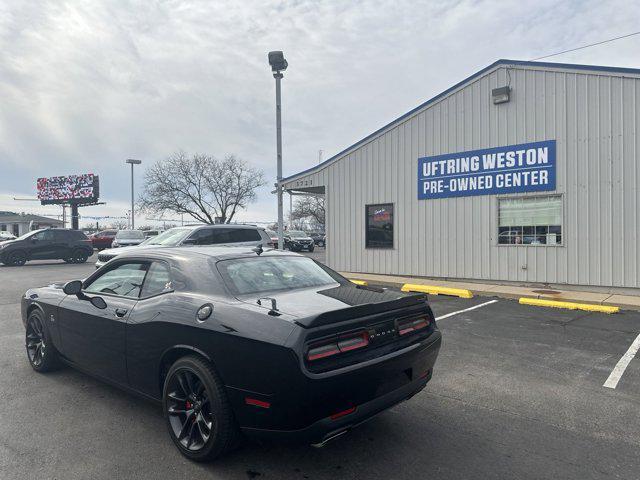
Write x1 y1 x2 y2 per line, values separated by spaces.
337 331 369 352
397 315 430 335
307 331 370 361
307 342 340 361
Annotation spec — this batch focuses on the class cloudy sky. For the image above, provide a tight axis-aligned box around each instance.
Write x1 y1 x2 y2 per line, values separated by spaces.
1 0 639 227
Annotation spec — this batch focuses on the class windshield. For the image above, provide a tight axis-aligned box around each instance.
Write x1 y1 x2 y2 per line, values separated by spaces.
141 227 192 246
265 230 276 237
116 230 145 239
217 256 339 295
288 231 307 238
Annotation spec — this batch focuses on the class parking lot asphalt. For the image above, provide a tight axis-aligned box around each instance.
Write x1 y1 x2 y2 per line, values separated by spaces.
1 251 639 479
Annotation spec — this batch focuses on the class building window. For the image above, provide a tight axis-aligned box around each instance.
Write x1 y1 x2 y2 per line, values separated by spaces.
366 203 394 249
498 196 562 246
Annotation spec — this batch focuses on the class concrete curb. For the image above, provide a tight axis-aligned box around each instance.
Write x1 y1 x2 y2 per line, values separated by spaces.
341 272 638 311
519 297 620 314
349 278 474 298
401 283 473 299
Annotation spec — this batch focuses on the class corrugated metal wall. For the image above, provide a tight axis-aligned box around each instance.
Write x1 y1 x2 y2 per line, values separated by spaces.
284 64 640 289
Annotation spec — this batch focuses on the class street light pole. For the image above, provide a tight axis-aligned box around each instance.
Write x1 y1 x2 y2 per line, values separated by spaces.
268 51 288 250
126 159 142 229
275 71 284 249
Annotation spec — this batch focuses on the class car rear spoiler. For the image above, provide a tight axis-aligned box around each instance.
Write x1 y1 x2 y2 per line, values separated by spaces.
295 288 428 329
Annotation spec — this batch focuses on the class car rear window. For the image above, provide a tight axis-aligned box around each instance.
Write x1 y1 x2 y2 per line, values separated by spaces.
116 230 145 239
217 256 339 295
71 230 88 240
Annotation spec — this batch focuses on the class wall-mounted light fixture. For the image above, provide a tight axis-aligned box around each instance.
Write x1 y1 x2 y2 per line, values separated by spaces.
492 86 511 104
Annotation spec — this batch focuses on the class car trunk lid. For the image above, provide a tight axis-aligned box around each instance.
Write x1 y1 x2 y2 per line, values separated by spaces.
238 283 427 327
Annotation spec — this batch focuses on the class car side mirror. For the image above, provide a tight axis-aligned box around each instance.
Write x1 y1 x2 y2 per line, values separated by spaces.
182 238 196 245
89 296 107 309
63 280 83 295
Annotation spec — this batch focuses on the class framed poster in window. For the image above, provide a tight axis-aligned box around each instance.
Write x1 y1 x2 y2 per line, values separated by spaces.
365 203 394 249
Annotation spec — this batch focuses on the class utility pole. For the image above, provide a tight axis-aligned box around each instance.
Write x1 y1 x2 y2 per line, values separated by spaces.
268 51 288 249
126 159 142 229
289 192 293 229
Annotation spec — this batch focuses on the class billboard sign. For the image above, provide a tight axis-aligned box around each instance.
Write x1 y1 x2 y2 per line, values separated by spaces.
417 140 556 200
37 174 100 205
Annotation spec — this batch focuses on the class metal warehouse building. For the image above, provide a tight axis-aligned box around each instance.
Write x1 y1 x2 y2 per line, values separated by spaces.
283 59 640 292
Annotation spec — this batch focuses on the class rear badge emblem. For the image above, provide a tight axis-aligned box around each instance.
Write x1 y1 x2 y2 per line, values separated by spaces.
368 324 397 342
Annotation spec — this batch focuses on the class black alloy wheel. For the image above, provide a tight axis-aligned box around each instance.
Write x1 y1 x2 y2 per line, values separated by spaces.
72 249 89 264
163 356 241 461
25 311 59 372
65 249 89 264
166 369 214 452
9 251 27 266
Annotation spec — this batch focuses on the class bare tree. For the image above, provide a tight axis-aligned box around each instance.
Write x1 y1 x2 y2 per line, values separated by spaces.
290 195 325 229
139 152 266 224
108 219 129 230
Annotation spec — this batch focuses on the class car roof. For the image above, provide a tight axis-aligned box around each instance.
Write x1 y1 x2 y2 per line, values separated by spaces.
167 224 265 231
114 245 300 262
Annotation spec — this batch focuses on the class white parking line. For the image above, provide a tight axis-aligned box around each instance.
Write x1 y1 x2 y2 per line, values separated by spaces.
603 333 640 389
436 300 498 321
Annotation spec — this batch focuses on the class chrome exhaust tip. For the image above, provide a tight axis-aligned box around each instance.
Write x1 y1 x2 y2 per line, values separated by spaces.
310 429 349 448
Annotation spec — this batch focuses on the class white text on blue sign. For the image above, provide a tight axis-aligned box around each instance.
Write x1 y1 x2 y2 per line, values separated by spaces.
417 140 556 199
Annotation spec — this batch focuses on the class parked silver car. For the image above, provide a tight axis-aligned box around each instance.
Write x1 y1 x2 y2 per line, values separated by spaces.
111 230 146 248
95 224 271 268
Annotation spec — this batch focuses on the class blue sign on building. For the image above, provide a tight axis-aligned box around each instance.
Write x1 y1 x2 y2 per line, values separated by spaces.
417 140 556 199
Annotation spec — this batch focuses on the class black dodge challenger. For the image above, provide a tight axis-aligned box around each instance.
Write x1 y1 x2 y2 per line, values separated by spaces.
21 246 441 461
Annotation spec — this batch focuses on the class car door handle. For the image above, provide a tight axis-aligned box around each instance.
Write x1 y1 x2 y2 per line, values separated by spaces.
114 308 128 318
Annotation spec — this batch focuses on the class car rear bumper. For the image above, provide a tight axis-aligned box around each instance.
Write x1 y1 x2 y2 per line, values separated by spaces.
290 244 314 251
241 368 433 445
238 331 441 444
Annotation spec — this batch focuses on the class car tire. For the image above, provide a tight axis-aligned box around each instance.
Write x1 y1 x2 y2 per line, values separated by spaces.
8 251 27 266
309 246 315 252
163 356 242 462
67 249 89 264
25 310 61 372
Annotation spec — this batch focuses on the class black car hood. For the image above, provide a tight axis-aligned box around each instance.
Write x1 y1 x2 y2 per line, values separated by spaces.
240 283 427 328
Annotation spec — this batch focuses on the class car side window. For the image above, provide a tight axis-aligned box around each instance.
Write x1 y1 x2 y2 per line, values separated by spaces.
52 230 69 241
209 228 233 244
33 230 54 241
228 229 261 242
185 229 215 245
140 262 172 298
84 262 149 298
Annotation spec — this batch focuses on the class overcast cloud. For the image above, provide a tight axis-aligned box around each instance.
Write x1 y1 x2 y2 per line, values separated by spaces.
0 0 639 226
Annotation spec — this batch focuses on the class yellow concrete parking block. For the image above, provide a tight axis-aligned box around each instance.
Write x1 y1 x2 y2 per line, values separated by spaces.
401 283 474 298
519 297 619 314
350 279 368 286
